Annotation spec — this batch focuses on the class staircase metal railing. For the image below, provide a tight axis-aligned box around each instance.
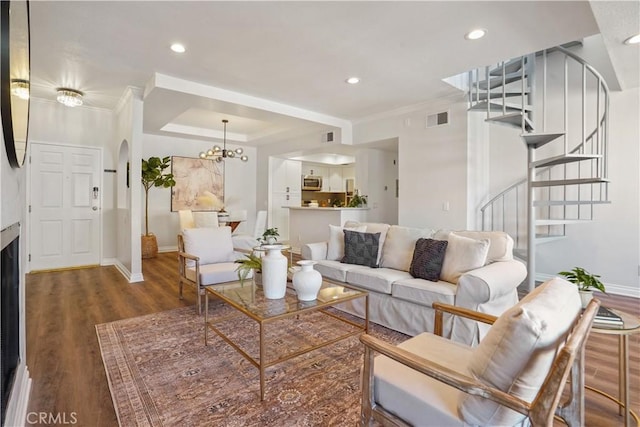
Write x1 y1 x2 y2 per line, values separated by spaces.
471 45 610 291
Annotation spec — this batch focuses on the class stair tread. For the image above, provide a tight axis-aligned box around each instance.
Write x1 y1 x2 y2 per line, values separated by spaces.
521 132 565 148
469 101 533 112
532 177 610 187
533 200 611 206
530 153 603 168
471 91 530 101
486 113 534 131
489 58 527 76
476 73 527 90
535 219 592 225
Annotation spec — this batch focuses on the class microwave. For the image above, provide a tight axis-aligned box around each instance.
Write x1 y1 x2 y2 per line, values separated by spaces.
302 175 322 191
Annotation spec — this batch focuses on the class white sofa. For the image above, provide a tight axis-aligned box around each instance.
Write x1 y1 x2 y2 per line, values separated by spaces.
301 222 527 345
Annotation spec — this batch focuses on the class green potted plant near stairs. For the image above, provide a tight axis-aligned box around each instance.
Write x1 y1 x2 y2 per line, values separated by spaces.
141 156 175 258
559 267 606 308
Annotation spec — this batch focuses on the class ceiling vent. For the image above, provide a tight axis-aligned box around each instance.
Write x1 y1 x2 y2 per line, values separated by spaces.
426 111 449 128
322 131 334 143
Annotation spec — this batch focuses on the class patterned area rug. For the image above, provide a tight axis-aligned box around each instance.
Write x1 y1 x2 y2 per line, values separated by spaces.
96 300 407 426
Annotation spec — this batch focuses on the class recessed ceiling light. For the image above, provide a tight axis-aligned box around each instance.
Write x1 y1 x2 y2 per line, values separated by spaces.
465 29 487 40
623 33 640 45
170 43 186 53
346 77 360 84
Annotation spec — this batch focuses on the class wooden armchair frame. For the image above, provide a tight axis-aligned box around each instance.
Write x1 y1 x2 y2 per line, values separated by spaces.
360 299 600 427
177 233 205 314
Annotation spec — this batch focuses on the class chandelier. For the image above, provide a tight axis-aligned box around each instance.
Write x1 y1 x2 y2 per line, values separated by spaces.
56 88 84 107
199 119 248 162
10 79 29 100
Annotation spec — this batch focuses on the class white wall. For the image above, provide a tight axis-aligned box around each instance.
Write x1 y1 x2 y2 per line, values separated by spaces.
354 95 470 229
1 100 31 427
142 133 257 250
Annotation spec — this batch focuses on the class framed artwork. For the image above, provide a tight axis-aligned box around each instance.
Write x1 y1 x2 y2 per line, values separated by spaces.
170 156 224 212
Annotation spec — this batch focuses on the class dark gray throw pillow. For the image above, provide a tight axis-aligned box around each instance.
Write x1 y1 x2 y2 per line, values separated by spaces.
341 230 381 268
409 238 448 281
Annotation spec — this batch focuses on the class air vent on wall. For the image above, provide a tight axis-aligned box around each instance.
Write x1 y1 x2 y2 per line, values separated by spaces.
322 131 334 143
426 111 449 128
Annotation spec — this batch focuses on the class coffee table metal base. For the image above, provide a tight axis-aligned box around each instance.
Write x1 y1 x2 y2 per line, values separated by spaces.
205 290 368 401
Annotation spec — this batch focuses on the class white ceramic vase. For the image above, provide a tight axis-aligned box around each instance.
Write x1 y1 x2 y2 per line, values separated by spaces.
261 245 288 299
292 260 322 301
578 290 593 309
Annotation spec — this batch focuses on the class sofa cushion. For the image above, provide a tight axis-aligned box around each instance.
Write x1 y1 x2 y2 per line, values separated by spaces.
392 278 456 307
344 221 391 265
434 230 513 264
182 226 234 268
314 259 366 283
381 225 435 271
342 230 381 268
458 277 581 426
346 268 413 294
326 224 367 261
440 233 490 284
409 238 448 281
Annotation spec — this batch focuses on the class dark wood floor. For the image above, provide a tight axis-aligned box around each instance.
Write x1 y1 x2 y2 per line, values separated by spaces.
25 252 639 426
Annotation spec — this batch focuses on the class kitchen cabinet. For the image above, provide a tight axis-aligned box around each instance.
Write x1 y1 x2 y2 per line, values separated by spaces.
272 158 302 193
302 164 326 179
270 158 302 240
343 165 355 181
327 167 344 192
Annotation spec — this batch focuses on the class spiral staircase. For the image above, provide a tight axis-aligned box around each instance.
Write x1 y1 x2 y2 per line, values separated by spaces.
470 46 611 291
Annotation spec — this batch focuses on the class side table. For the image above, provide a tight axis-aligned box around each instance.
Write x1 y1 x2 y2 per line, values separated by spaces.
589 308 640 427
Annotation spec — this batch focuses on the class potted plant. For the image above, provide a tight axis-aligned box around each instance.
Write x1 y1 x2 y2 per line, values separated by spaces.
559 267 606 308
141 156 176 258
235 253 263 285
259 227 280 245
347 193 367 208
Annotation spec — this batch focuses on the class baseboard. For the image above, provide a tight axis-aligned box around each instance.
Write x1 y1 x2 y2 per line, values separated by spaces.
113 260 144 283
101 257 117 266
536 273 639 298
4 363 32 427
158 245 177 253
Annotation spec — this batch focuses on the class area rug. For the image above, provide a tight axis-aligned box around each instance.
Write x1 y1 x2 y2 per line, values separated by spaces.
96 300 407 426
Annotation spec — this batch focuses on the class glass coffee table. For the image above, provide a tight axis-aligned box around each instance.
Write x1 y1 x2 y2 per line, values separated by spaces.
204 280 368 400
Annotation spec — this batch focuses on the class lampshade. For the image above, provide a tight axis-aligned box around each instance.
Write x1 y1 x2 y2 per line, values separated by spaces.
56 88 84 107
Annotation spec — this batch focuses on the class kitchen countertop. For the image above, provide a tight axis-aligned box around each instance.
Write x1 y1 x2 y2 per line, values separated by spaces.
286 206 370 210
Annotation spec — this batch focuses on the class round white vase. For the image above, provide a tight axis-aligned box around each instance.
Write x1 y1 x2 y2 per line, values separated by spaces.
292 260 322 301
261 245 288 299
578 290 593 309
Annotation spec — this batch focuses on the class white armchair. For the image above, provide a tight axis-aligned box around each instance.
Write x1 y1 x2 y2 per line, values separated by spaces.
177 226 245 314
360 278 599 427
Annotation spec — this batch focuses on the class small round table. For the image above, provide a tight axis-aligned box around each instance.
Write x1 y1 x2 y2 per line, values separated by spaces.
588 308 640 427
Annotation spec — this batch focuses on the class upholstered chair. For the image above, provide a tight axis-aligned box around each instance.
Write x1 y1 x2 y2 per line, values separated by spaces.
360 277 599 427
177 226 245 314
232 210 267 251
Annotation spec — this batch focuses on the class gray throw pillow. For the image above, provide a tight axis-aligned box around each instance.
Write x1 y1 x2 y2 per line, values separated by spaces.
409 238 448 281
341 230 381 268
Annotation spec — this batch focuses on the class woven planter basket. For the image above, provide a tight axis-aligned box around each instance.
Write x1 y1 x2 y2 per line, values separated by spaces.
141 234 158 259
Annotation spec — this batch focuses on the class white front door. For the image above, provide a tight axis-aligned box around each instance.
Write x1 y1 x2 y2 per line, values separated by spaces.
29 143 101 271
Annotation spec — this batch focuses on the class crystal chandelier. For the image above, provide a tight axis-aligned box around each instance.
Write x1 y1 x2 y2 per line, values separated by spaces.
56 88 84 107
10 79 29 100
199 119 248 162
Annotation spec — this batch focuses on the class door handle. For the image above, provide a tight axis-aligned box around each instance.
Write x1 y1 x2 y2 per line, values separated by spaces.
92 206 98 211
